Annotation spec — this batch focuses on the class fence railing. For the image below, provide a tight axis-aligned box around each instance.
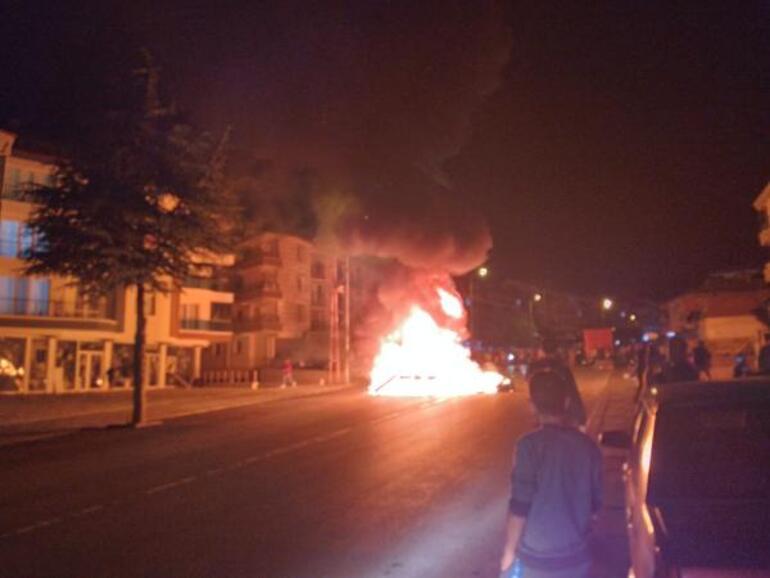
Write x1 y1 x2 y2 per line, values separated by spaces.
181 276 234 292
180 318 233 332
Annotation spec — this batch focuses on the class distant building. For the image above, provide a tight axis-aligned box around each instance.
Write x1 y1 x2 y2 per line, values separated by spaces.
203 231 377 380
204 232 334 370
665 270 770 370
0 129 235 393
753 182 770 281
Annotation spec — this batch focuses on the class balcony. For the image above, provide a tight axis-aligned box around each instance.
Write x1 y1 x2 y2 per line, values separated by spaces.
240 248 282 267
238 283 282 300
0 298 115 320
234 314 281 332
181 275 234 292
1 185 29 202
180 318 233 332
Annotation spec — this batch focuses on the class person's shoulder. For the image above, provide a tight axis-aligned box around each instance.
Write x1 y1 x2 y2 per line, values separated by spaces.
517 428 542 445
559 426 600 452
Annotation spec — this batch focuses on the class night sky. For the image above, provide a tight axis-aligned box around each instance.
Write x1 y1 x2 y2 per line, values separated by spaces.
3 1 770 299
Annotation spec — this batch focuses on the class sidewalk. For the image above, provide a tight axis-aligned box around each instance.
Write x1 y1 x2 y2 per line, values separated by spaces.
0 383 354 447
589 370 638 578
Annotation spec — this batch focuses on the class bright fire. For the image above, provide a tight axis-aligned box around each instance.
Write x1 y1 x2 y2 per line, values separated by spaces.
368 285 504 397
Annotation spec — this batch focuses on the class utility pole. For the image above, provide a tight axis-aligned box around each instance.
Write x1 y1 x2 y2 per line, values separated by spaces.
328 282 339 384
343 256 351 385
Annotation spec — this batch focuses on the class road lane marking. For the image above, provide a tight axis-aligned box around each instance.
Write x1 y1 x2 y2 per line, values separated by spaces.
73 504 104 517
1 423 356 542
14 517 62 535
145 476 196 495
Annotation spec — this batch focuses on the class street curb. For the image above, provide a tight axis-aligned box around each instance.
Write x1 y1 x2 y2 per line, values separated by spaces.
0 385 359 448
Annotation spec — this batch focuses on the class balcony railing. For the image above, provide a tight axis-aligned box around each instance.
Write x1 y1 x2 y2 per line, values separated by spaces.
238 283 282 300
180 318 233 332
1 186 30 201
181 276 233 292
240 248 282 267
0 298 115 319
234 314 281 332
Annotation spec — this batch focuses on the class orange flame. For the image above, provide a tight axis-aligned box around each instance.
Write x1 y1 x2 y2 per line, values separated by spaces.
368 286 503 397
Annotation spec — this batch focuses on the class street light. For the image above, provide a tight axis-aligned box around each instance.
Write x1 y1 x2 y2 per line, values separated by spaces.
629 313 637 322
602 297 614 311
533 292 543 302
478 266 489 278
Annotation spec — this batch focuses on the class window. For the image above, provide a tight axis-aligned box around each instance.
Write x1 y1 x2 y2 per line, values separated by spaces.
311 261 325 279
296 275 305 292
0 220 42 258
313 285 325 306
6 168 21 195
652 403 770 501
29 279 50 315
295 303 307 323
296 245 306 262
211 302 232 320
0 220 20 257
144 292 156 316
181 303 199 320
0 276 50 314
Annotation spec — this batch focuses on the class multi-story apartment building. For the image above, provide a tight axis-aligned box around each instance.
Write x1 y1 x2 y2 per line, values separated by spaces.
0 129 235 393
206 232 342 371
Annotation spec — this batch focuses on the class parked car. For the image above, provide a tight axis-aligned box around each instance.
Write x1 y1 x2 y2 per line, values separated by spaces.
602 379 770 578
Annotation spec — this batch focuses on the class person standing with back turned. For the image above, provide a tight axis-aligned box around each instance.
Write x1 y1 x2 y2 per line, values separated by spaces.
500 371 603 578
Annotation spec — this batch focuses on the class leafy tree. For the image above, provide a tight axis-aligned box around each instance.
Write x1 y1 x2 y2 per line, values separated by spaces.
24 55 234 425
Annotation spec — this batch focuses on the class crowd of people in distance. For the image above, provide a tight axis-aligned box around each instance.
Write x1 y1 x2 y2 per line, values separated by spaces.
634 333 770 399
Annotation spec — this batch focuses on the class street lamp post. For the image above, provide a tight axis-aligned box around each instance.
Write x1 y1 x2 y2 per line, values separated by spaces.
470 266 488 340
529 293 542 342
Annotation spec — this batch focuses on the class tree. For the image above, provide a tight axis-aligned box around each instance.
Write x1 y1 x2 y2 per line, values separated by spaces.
24 55 234 425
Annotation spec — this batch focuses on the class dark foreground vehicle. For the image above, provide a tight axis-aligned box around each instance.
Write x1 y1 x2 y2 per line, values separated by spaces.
602 380 770 578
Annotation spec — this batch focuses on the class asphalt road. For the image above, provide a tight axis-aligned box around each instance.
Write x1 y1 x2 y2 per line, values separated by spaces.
0 370 610 578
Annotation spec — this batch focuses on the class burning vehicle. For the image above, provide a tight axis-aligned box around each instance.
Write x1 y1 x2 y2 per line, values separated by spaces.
367 275 504 397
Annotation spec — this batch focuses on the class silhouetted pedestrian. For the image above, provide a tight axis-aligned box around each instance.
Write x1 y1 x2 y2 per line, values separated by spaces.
657 337 698 384
281 358 296 388
734 352 750 378
692 340 712 380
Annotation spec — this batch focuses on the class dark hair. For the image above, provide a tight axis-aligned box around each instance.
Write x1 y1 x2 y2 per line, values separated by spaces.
529 371 569 416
